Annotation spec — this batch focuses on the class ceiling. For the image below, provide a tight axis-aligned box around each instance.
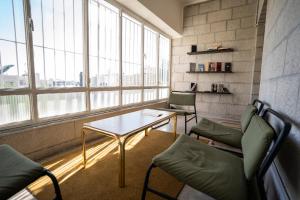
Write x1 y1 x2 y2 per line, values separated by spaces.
178 0 211 6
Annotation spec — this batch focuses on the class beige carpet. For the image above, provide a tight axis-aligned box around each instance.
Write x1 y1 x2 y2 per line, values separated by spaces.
28 130 183 200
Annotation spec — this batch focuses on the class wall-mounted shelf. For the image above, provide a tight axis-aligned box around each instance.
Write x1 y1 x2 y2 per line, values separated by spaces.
186 71 233 73
187 48 234 55
173 90 232 95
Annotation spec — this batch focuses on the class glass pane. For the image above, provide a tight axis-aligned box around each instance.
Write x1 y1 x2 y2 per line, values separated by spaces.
89 0 119 87
90 91 119 110
122 89 141 105
144 27 157 86
159 35 170 86
0 1 28 89
14 0 26 43
44 48 55 87
64 0 74 52
75 54 84 87
0 41 18 88
34 46 45 87
0 0 15 41
54 0 64 50
0 95 30 126
122 14 142 86
31 0 43 46
159 88 169 99
55 50 65 86
144 88 157 102
38 92 86 118
43 0 54 48
74 0 83 53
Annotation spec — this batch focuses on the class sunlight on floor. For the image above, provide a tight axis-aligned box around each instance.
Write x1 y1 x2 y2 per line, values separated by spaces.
28 131 146 195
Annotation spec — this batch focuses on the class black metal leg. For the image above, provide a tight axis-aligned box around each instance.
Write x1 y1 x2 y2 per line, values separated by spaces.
195 113 198 123
141 163 156 200
184 114 187 134
197 135 199 140
44 170 62 200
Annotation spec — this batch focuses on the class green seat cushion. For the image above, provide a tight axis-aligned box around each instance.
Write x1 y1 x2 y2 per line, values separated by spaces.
155 107 195 115
242 115 274 180
191 118 243 148
153 135 248 200
0 144 45 199
240 105 257 132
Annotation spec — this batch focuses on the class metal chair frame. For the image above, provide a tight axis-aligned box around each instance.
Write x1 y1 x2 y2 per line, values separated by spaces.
141 108 291 200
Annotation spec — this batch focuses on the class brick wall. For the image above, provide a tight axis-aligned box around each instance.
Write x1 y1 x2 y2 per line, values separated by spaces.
259 0 300 199
171 0 259 120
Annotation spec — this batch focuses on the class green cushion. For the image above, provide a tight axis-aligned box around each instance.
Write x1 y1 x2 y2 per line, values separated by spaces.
240 105 257 132
0 144 45 199
191 118 243 148
153 135 248 200
242 115 274 180
168 92 195 106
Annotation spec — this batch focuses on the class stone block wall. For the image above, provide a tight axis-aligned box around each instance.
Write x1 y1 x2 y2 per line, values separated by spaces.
259 0 300 199
172 0 259 120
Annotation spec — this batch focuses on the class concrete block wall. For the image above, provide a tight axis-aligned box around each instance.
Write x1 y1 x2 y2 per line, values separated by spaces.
172 0 258 120
259 0 300 199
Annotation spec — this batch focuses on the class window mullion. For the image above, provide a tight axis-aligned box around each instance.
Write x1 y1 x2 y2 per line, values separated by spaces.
83 0 90 112
24 0 38 122
119 10 122 106
141 24 144 103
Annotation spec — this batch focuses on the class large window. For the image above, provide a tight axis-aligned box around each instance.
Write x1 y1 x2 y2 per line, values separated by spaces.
0 0 170 128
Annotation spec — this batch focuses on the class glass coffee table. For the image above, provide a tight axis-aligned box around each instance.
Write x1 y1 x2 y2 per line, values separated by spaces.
81 109 177 187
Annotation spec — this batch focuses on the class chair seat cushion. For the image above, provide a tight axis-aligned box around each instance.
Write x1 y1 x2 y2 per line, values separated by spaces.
191 118 243 148
155 107 194 115
153 135 248 200
0 144 45 199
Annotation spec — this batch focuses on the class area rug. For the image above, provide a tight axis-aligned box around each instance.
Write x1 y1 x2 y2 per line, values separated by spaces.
28 130 183 200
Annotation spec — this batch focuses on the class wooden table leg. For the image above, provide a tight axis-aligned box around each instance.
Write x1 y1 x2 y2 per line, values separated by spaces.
82 129 86 168
173 115 177 139
118 139 126 188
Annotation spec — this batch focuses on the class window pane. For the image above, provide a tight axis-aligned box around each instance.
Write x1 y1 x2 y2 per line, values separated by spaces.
0 0 28 89
38 92 86 118
0 0 15 41
122 89 141 105
122 14 142 86
159 88 169 99
0 95 30 126
90 91 119 110
89 0 119 87
144 89 157 102
31 0 43 46
43 0 54 48
0 41 28 88
31 0 84 88
159 35 170 86
14 0 26 43
144 27 157 86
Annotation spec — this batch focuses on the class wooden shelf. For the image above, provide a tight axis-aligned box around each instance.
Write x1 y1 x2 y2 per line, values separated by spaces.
186 71 233 73
173 90 232 95
187 48 234 55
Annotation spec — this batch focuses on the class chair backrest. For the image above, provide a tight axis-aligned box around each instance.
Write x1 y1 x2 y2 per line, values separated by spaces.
168 91 196 106
241 115 274 180
240 104 258 132
257 108 291 179
252 99 265 114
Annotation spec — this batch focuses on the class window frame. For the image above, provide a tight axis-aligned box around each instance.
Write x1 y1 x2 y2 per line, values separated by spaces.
0 0 171 131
